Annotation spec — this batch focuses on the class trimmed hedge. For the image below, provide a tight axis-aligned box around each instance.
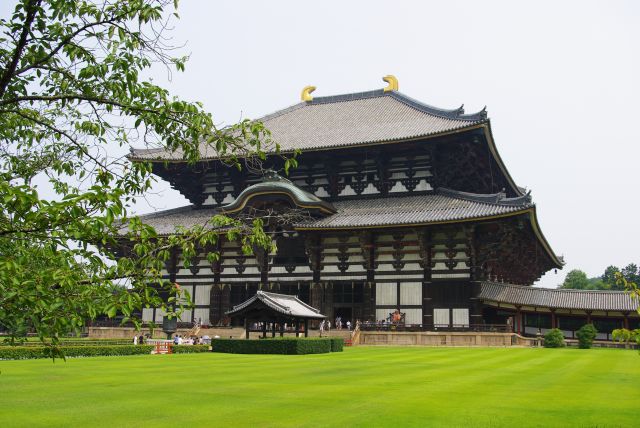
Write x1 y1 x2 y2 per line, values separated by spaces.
0 345 155 360
329 337 344 352
212 337 334 355
172 345 210 354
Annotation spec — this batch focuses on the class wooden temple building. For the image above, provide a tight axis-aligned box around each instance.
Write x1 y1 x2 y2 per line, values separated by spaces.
127 77 638 340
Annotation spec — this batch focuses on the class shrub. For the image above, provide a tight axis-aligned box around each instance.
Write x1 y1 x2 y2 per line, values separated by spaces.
329 337 344 352
0 345 154 360
576 324 598 349
543 329 566 348
212 337 333 355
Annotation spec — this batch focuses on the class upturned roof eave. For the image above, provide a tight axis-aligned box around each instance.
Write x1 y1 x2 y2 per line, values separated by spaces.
225 291 326 319
126 121 489 163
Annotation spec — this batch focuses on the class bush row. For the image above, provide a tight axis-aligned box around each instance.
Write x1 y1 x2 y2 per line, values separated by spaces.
172 345 210 354
543 324 599 349
329 337 344 352
0 345 155 360
212 337 343 355
0 344 213 360
1 340 134 348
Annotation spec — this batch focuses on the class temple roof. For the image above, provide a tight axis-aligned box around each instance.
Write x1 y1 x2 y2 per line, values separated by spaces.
294 189 532 229
125 190 531 235
221 170 336 215
128 89 487 162
124 187 560 270
226 291 326 319
479 281 638 312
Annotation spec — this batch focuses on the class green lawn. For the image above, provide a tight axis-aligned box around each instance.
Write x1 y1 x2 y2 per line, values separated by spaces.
1 347 639 427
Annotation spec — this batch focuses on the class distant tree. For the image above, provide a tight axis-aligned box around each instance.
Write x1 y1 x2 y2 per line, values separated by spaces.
599 264 639 291
602 265 621 290
558 270 591 290
621 263 639 285
558 265 640 291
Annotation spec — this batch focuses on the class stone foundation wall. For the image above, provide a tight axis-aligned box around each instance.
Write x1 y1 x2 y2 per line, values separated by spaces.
360 331 536 347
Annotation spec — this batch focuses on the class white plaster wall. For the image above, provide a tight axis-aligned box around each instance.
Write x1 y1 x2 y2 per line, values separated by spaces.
400 282 422 305
376 283 397 305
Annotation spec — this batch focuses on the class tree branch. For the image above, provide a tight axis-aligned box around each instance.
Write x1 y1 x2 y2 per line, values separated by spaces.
13 14 125 77
0 0 42 98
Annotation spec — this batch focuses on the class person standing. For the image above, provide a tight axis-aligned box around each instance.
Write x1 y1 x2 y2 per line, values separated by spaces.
347 320 351 331
133 335 138 345
319 320 325 337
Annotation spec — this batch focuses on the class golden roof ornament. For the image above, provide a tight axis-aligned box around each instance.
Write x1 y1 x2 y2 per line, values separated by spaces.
301 85 316 102
383 75 399 92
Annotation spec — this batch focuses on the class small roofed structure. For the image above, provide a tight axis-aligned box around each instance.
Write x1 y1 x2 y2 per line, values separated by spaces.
226 291 326 339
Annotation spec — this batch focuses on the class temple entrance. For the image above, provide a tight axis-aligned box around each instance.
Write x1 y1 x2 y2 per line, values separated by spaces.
334 307 352 326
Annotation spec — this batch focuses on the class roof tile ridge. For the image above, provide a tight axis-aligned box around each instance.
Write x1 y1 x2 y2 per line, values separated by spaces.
259 291 291 311
230 293 259 312
260 291 321 314
308 89 386 105
437 187 532 207
483 281 630 295
389 91 488 122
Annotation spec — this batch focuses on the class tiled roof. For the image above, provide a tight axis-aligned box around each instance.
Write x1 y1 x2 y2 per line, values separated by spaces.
295 190 531 229
479 281 638 312
226 291 326 319
128 89 487 161
123 190 531 235
121 205 218 236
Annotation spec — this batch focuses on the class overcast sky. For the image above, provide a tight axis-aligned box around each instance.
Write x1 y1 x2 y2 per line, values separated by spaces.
4 1 639 288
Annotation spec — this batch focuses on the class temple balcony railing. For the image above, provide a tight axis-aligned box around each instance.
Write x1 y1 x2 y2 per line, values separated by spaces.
358 323 513 333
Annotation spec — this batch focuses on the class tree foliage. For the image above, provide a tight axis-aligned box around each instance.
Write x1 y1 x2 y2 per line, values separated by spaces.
0 0 294 354
557 264 639 291
615 272 640 316
612 328 640 349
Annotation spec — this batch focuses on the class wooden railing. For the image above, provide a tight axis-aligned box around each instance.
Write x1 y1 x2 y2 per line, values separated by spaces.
351 323 361 345
358 323 513 333
183 320 201 338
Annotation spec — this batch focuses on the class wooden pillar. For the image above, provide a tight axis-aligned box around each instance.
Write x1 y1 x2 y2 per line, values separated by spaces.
271 321 276 338
262 321 267 338
295 320 300 337
516 306 522 335
550 310 557 329
304 319 309 337
279 321 284 337
586 311 592 324
245 319 249 340
623 312 629 330
419 229 433 331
